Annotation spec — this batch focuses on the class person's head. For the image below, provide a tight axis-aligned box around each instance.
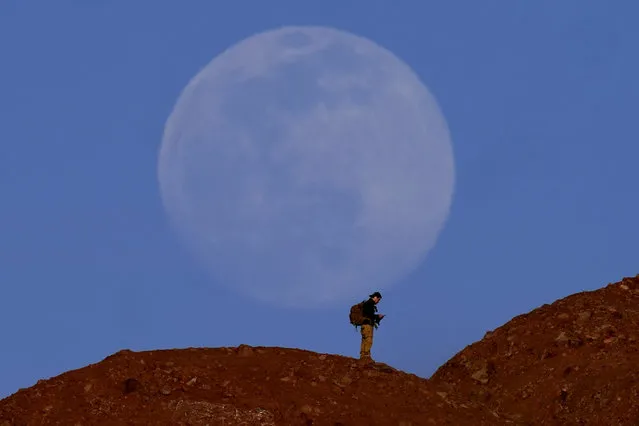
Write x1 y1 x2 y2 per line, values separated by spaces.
369 291 382 304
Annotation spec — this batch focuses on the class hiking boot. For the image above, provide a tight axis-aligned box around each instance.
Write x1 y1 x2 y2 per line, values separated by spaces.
358 356 374 364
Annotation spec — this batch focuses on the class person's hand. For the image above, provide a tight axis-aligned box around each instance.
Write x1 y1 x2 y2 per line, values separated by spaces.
378 314 385 319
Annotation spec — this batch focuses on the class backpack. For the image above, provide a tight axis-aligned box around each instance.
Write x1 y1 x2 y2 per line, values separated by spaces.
349 300 366 327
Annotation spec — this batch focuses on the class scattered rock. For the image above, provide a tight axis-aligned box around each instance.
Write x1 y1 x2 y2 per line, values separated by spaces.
337 375 353 387
123 378 140 394
577 311 592 323
237 344 254 357
607 306 623 319
554 331 583 348
299 404 313 414
471 367 490 385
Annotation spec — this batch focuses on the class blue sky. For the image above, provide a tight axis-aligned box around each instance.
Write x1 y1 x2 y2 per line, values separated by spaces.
1 1 638 398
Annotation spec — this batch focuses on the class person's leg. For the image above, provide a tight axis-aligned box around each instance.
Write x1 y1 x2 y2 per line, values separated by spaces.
359 324 374 360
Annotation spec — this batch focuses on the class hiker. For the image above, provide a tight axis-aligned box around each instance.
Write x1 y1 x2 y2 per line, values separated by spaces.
352 291 385 361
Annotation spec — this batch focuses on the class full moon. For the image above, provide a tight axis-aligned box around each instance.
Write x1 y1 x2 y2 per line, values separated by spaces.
158 26 455 308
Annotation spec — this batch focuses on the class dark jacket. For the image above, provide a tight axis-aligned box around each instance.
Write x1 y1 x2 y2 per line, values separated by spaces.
362 298 381 325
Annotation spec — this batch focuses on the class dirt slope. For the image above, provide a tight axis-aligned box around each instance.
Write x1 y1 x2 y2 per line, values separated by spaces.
0 346 508 426
431 274 639 425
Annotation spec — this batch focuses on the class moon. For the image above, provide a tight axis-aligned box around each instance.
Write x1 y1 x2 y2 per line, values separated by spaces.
158 26 455 308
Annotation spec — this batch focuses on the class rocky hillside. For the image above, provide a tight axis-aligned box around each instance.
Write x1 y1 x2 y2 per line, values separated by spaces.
0 345 507 425
1 274 638 425
431 274 639 425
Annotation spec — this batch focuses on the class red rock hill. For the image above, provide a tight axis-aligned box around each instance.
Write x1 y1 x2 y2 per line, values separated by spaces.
0 346 505 425
431 274 639 425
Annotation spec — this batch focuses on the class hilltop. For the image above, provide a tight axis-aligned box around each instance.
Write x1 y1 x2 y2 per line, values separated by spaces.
0 346 505 425
1 274 638 425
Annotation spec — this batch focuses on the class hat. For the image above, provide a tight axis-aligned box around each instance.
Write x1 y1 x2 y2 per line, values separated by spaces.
369 291 382 299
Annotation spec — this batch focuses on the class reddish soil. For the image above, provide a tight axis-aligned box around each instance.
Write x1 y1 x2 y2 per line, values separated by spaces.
1 274 638 425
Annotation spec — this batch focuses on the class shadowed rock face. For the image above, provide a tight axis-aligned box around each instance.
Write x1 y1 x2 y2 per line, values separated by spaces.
1 274 638 425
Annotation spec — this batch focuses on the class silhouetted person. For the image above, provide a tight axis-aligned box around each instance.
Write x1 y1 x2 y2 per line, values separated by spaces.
359 291 385 361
